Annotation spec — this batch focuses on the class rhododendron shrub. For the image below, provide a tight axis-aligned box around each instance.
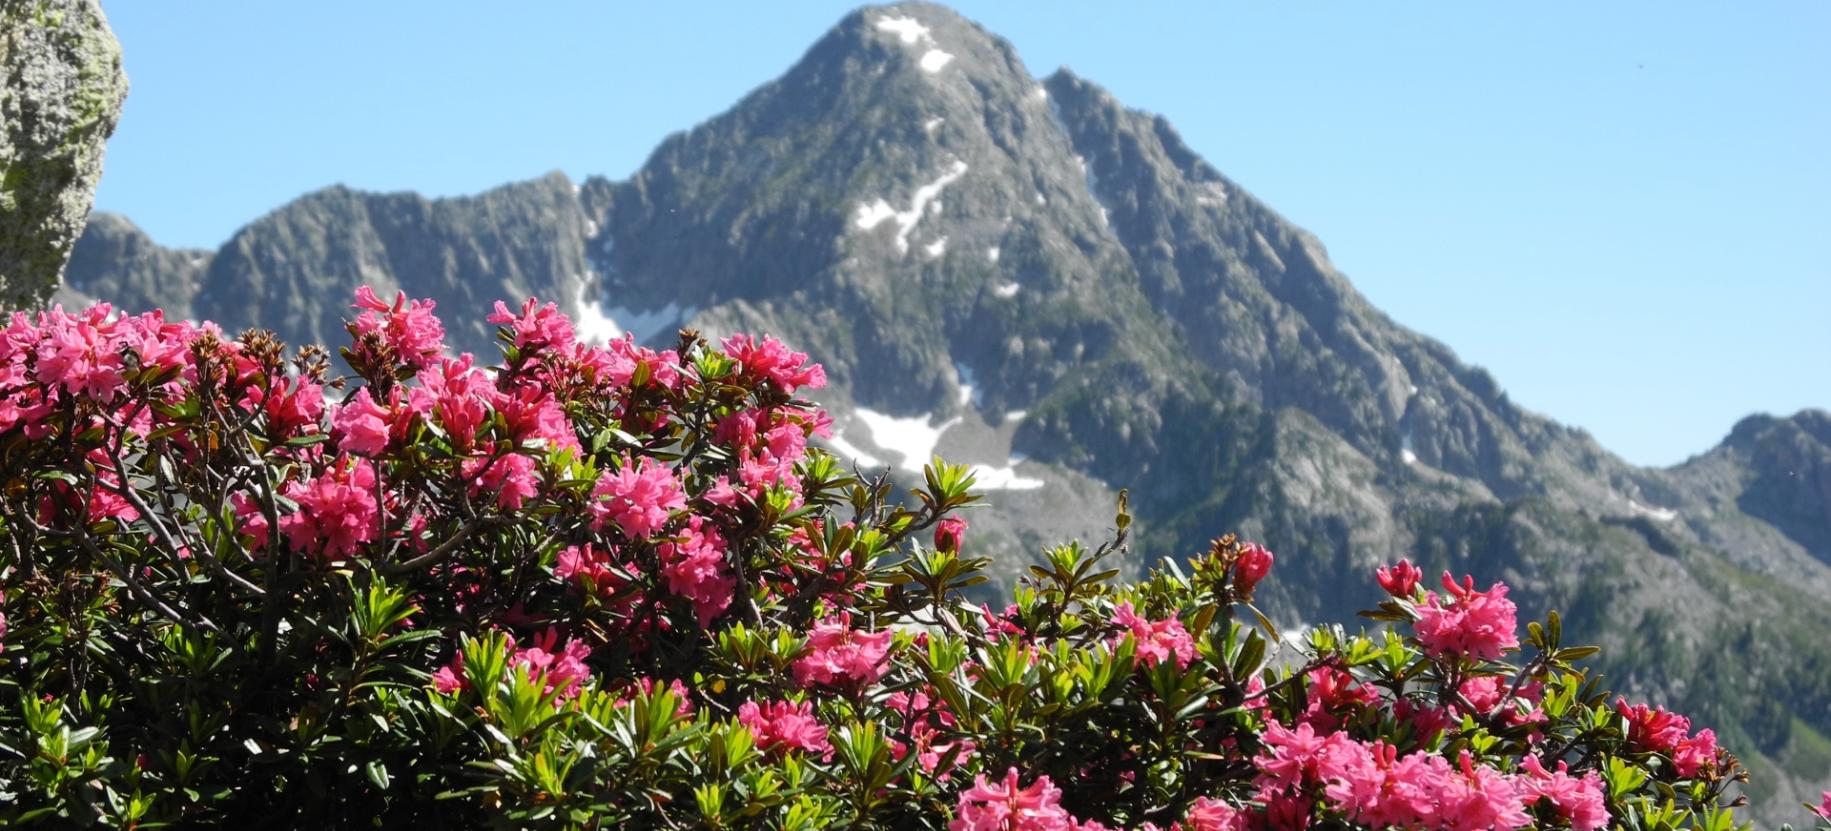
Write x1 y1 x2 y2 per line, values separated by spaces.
0 290 1757 828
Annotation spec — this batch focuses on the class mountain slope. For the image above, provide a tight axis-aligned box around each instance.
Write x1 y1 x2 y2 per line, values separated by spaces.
63 3 1828 821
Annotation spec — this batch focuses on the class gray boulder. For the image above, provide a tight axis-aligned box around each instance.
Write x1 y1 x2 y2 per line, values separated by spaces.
0 0 127 310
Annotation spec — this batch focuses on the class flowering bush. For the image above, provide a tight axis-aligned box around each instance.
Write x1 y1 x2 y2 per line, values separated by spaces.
0 290 1756 828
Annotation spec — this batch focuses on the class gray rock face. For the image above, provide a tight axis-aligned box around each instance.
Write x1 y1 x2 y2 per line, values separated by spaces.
0 0 126 310
56 211 209 315
63 3 1829 820
191 172 591 356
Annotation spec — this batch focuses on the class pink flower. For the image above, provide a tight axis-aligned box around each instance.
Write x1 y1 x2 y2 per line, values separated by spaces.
1519 756 1609 831
793 613 893 688
1814 791 1831 819
243 375 325 440
1180 796 1247 831
886 690 975 777
1672 728 1718 778
230 491 271 552
430 629 594 701
488 297 576 352
1413 572 1520 661
465 452 541 511
949 768 1074 831
1299 666 1376 731
1376 559 1423 597
738 699 831 758
1253 721 1359 797
278 456 379 562
32 304 127 402
431 655 467 694
332 387 392 455
349 287 446 371
1111 602 1196 669
1436 752 1531 831
722 334 826 394
556 544 621 593
657 515 735 626
588 332 683 390
935 516 967 553
1233 543 1273 597
1615 699 1715 774
589 455 686 539
510 629 594 699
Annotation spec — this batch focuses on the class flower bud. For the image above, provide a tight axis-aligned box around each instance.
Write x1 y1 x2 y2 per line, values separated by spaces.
1376 559 1423 597
935 516 967 554
1233 542 1273 597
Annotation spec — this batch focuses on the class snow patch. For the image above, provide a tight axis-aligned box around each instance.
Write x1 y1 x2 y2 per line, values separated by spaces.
853 408 962 473
571 281 623 345
1195 181 1228 206
874 15 930 44
1034 192 1046 206
1628 500 1680 523
571 278 696 347
1031 86 1048 101
953 362 983 408
852 159 969 255
923 236 948 259
1005 410 1028 421
854 202 897 230
923 116 945 134
823 432 885 470
1401 449 1418 465
986 246 1000 263
967 463 1044 491
919 49 954 73
993 282 1021 298
188 256 207 268
1408 384 1420 396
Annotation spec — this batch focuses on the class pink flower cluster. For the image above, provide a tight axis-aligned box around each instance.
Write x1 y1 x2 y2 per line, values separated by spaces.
432 628 594 701
1413 572 1520 661
792 614 893 688
886 689 975 777
1251 720 1607 831
349 287 446 371
1615 699 1720 777
590 455 687 540
949 769 1111 831
277 456 379 562
657 516 734 626
1 304 209 435
1111 601 1196 669
738 699 831 759
722 334 826 394
1134 797 1246 831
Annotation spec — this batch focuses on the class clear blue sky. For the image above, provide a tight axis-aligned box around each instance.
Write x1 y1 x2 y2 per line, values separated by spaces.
90 1 1828 467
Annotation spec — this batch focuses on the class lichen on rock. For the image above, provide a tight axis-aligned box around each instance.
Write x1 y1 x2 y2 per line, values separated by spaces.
0 0 128 310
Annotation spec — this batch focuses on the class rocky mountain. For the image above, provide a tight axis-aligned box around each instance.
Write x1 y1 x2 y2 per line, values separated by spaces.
63 3 1829 821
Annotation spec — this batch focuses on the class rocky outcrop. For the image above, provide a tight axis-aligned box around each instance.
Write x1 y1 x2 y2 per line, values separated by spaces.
0 0 127 310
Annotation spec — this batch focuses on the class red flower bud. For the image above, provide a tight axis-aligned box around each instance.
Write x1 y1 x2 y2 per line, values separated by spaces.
1233 542 1274 597
935 516 967 553
1376 559 1423 598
